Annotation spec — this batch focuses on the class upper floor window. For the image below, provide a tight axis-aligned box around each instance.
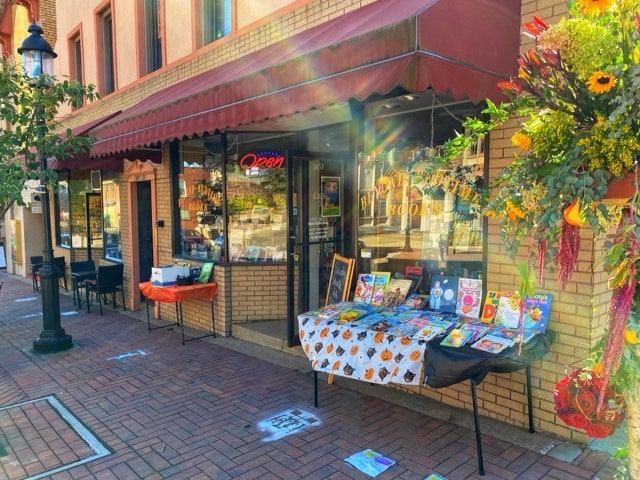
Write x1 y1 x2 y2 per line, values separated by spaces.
196 0 231 47
140 0 162 74
69 31 84 106
97 5 116 95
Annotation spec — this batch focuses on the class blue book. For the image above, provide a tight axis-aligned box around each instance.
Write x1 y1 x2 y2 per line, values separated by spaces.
429 275 458 313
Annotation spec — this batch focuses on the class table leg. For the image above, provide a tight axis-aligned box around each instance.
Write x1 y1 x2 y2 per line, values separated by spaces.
182 298 217 344
314 371 319 408
470 380 485 476
526 365 535 433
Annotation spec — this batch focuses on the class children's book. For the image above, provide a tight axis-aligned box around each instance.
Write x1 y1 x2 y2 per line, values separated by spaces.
354 274 375 303
440 327 475 348
428 275 458 313
370 272 391 305
413 324 447 342
197 262 214 283
459 321 490 344
480 291 502 323
456 278 482 317
382 278 413 307
471 334 514 354
494 291 522 329
344 449 396 477
522 293 552 332
402 293 429 310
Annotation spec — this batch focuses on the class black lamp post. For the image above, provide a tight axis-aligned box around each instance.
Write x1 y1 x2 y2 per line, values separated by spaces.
18 23 73 353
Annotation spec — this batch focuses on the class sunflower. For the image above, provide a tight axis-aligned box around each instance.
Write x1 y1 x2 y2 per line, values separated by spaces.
511 132 532 150
575 0 614 16
586 71 616 93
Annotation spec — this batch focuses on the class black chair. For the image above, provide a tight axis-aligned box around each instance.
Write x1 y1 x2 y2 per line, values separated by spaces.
29 255 43 292
70 260 96 306
85 264 125 315
53 256 68 292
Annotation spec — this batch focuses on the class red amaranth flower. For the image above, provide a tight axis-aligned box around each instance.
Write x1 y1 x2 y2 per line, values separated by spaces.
556 220 580 290
598 266 636 411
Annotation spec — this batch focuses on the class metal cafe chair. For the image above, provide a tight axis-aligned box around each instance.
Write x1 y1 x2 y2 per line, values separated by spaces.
29 255 43 292
85 264 125 315
53 256 68 292
70 260 96 307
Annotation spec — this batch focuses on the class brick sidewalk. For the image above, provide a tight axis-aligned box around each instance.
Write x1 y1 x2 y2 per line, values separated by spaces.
0 272 620 479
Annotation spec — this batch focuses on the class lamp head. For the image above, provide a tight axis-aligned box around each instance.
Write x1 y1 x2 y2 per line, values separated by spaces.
17 23 57 86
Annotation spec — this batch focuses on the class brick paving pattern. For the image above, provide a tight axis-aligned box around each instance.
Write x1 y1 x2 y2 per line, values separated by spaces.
0 272 621 479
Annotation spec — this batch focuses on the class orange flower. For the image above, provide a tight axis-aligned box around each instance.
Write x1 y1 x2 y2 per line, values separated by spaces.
511 132 532 150
576 0 614 16
506 200 525 222
586 71 616 93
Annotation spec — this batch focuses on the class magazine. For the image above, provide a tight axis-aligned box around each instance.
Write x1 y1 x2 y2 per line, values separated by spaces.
383 278 413 307
456 278 482 317
353 274 375 303
480 290 502 323
344 449 396 477
429 275 458 313
471 334 514 354
370 272 391 305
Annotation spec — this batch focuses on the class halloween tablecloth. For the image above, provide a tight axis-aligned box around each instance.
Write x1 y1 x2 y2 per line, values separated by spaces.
298 313 426 385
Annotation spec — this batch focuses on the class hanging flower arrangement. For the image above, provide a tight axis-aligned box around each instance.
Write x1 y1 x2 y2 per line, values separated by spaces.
554 366 625 438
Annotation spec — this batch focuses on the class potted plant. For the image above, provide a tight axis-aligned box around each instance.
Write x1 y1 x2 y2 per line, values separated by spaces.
438 0 640 475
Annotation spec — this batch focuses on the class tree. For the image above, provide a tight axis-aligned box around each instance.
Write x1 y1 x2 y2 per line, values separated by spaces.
0 57 98 216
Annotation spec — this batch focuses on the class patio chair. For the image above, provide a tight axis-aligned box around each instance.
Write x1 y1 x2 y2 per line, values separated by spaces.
70 260 96 306
29 255 43 292
85 264 125 315
53 256 68 292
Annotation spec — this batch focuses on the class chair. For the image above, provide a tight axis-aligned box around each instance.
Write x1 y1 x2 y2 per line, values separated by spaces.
29 255 43 292
53 256 68 292
70 260 96 306
85 264 125 315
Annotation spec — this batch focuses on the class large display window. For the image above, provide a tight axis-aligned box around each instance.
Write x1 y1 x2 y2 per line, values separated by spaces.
55 174 93 249
358 93 486 291
225 132 295 262
102 171 121 261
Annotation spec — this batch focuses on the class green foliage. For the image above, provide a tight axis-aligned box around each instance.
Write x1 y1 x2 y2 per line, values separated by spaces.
0 58 98 209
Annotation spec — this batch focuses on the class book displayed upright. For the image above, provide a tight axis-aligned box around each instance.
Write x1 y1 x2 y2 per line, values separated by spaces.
456 278 482 317
382 278 413 307
353 274 375 303
480 291 502 323
429 275 458 313
370 272 391 305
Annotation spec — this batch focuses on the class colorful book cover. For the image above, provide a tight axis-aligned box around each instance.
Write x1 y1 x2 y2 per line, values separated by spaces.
459 321 490 343
494 291 522 329
480 290 502 323
456 278 483 317
353 274 375 303
440 327 475 348
471 334 514 354
413 324 447 341
402 293 429 310
370 272 391 305
523 293 552 333
382 278 413 307
429 275 458 313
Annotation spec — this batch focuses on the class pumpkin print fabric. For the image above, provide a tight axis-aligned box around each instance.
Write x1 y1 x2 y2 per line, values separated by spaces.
298 313 426 385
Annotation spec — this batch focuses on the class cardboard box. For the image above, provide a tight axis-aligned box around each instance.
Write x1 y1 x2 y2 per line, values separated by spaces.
151 265 191 286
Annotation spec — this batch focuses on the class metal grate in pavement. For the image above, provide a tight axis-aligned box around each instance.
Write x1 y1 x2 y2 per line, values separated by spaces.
0 396 111 480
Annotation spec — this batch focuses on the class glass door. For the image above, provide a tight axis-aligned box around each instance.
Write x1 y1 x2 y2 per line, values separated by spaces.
286 152 345 347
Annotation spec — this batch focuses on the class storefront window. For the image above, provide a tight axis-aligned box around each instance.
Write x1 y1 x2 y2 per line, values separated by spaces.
226 132 295 262
175 135 225 261
55 175 92 248
358 94 485 292
102 172 121 261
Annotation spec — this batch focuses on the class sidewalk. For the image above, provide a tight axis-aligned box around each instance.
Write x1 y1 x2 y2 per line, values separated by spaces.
0 271 621 479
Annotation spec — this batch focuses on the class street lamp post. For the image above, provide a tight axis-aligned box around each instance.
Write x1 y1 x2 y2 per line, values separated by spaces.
18 23 73 353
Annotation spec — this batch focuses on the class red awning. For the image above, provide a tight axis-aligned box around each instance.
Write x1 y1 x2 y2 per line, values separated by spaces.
90 0 520 157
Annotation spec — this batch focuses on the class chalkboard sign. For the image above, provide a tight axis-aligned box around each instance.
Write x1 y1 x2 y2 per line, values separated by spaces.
325 254 355 306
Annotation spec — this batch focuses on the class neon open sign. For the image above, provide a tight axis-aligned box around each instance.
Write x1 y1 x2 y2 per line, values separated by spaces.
239 150 285 170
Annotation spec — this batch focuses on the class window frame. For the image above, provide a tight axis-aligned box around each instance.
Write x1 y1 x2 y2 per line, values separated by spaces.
67 26 84 107
95 1 117 95
137 0 164 75
194 0 232 48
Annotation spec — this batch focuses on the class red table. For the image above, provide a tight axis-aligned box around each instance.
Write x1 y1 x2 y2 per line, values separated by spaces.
139 281 218 344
